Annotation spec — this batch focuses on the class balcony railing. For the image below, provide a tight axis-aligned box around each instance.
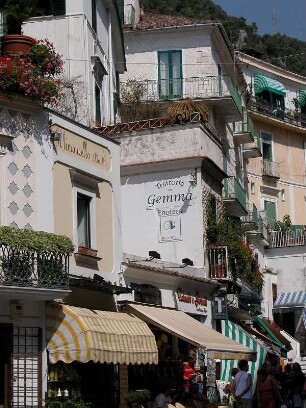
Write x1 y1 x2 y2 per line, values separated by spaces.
262 159 280 178
269 228 306 248
120 75 242 110
242 204 258 226
207 246 229 279
0 245 70 289
223 177 247 210
250 98 306 129
119 4 135 26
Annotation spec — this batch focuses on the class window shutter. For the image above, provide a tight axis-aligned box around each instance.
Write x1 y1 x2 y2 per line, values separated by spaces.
264 201 277 227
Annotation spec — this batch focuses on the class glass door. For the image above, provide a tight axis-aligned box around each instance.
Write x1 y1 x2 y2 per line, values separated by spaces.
158 50 182 99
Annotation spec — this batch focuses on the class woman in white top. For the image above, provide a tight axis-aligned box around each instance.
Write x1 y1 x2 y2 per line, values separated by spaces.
234 360 252 408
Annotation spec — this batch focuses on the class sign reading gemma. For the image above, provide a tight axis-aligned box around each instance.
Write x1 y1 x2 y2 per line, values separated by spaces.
146 177 195 210
213 296 227 320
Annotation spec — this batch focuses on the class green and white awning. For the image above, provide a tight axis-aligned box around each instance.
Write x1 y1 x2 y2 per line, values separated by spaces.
220 320 267 395
299 90 306 107
254 74 286 96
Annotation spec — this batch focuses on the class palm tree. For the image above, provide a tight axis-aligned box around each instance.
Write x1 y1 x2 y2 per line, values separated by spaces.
166 98 209 123
2 0 42 34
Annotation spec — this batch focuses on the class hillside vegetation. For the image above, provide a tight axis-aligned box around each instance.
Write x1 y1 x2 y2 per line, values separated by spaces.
140 0 306 76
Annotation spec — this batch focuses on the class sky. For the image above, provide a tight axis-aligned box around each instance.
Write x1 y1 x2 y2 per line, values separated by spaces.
212 0 306 41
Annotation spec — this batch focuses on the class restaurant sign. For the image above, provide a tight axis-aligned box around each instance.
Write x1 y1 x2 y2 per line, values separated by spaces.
176 289 208 315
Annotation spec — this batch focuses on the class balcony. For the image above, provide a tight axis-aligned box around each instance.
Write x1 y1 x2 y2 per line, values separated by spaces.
223 177 248 217
243 136 262 158
119 4 135 26
233 110 255 144
120 75 243 121
269 228 306 248
262 159 280 179
241 204 259 232
250 98 306 129
207 246 229 279
247 214 269 246
0 227 72 296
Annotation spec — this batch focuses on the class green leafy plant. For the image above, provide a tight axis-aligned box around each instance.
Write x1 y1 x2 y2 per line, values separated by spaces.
2 0 42 34
0 226 74 254
45 398 90 408
125 389 151 408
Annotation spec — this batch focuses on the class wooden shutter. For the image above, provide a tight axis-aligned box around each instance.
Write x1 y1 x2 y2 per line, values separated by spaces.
264 201 277 227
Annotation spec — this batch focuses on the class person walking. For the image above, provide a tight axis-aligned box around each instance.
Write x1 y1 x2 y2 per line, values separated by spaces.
225 368 239 408
290 362 305 408
256 368 282 408
234 360 252 408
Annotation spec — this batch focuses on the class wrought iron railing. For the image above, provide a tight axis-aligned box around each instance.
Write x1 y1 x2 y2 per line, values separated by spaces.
269 229 306 248
250 98 306 129
120 75 242 110
0 245 69 289
223 177 247 210
119 4 135 26
234 113 255 139
207 246 229 279
242 204 258 224
262 159 280 178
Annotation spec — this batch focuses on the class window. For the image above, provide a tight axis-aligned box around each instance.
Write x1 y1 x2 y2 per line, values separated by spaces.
38 0 65 16
251 182 255 195
77 193 91 247
264 200 277 228
261 131 273 160
272 283 277 302
74 185 97 250
131 284 162 306
281 189 286 201
95 84 101 126
158 50 182 99
92 0 97 32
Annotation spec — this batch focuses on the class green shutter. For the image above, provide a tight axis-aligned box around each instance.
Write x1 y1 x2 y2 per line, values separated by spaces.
265 201 277 227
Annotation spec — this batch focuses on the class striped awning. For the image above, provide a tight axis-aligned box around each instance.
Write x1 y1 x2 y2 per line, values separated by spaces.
299 90 306 107
273 291 306 310
46 304 158 364
220 320 267 395
254 74 286 96
126 303 256 361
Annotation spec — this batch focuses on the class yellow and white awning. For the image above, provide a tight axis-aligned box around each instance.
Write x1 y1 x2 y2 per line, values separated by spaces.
46 304 158 365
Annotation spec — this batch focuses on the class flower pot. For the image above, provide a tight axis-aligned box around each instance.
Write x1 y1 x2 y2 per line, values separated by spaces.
77 246 98 257
1 34 35 57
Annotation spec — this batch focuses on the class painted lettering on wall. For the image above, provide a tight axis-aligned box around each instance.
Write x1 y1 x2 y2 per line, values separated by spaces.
53 126 111 171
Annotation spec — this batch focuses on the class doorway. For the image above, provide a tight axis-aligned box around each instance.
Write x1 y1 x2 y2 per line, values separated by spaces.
0 325 13 408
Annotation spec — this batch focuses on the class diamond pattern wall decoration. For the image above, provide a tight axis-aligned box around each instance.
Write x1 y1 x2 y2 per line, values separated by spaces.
23 204 33 217
8 162 18 176
8 202 19 215
23 184 33 198
22 146 32 159
22 165 32 178
24 223 33 230
8 182 19 195
10 222 18 228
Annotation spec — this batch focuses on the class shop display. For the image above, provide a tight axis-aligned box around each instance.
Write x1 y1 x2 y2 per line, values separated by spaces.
47 363 81 400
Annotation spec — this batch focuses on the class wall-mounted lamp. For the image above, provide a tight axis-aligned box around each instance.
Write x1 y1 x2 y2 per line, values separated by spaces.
50 131 62 142
181 257 194 267
149 250 161 260
189 169 197 187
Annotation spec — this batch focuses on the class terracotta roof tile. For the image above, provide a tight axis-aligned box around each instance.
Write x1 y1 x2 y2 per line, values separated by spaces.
136 12 214 30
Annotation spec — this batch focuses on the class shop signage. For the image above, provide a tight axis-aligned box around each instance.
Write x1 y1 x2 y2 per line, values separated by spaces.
176 289 208 315
212 296 227 320
53 125 111 171
159 213 182 241
146 176 196 210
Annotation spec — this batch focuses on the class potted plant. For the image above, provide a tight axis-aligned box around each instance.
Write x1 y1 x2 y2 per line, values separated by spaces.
1 0 42 56
77 246 98 257
125 389 151 408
